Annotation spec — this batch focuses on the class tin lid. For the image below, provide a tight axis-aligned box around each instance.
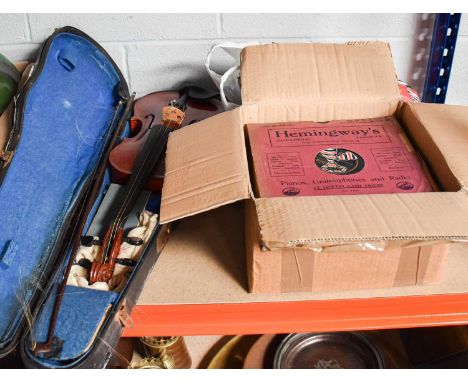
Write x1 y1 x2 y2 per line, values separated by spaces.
273 332 384 369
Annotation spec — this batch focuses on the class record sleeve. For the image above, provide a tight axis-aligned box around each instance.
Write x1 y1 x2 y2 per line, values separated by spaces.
247 117 433 197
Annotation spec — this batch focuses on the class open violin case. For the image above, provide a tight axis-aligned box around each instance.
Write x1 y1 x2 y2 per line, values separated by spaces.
0 27 170 368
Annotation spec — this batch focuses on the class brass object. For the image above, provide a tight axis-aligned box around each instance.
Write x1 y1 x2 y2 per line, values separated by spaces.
129 355 173 369
207 335 260 369
139 336 191 369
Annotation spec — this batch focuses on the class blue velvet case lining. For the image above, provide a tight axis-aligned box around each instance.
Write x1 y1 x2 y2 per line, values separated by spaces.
32 285 118 362
28 192 161 366
0 32 123 344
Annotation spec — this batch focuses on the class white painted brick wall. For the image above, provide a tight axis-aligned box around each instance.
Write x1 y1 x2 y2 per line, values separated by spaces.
0 13 466 104
220 14 418 38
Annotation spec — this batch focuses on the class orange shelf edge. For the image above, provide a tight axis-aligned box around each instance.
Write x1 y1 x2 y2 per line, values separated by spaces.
122 293 468 337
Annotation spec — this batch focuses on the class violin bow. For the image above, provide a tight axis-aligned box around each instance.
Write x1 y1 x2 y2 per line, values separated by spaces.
89 94 187 284
35 93 187 358
33 95 135 358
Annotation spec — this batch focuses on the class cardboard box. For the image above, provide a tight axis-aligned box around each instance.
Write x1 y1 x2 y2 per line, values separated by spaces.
159 42 468 293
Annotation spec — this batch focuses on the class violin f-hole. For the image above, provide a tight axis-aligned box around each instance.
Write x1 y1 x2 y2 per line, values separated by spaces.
145 113 155 130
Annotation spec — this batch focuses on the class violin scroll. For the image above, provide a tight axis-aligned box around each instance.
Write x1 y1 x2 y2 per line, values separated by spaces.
89 227 123 284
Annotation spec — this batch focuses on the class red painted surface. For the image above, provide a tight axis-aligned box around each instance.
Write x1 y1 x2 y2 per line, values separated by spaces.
123 293 468 337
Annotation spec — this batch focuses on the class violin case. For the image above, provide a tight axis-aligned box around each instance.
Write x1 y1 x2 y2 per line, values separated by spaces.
0 27 168 368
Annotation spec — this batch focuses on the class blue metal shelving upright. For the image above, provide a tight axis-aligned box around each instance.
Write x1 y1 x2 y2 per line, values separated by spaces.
422 13 462 103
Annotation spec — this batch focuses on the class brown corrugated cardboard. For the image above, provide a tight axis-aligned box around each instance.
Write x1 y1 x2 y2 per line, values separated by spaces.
161 108 250 223
246 199 448 293
400 102 468 190
160 42 468 293
138 203 467 305
240 43 401 105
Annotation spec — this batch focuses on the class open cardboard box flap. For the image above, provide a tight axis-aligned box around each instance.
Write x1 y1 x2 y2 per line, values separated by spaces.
161 108 251 223
405 102 468 189
240 42 401 105
160 42 468 249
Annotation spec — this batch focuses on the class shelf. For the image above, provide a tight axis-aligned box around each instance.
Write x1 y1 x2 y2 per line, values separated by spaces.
123 294 468 337
123 203 468 337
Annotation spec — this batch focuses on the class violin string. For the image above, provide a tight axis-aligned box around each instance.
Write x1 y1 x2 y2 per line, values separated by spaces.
101 95 185 264
113 95 185 250
116 100 182 228
104 113 171 254
116 100 174 219
117 98 184 222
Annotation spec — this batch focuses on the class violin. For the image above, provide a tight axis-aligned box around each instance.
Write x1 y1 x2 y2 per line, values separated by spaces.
109 88 223 191
90 96 188 284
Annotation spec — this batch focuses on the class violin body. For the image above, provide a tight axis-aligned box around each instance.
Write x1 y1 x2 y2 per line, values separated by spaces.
109 91 223 192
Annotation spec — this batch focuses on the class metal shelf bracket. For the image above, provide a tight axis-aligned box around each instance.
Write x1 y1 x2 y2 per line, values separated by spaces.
423 13 462 103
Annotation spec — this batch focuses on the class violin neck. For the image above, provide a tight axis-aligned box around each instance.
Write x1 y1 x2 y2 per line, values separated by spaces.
93 123 170 277
115 124 169 222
